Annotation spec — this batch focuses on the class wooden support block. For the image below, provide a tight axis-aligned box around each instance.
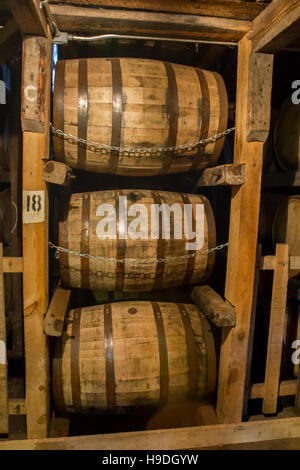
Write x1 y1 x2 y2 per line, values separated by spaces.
250 0 300 53
22 34 52 439
21 36 49 133
246 53 274 142
191 285 236 327
217 36 273 424
0 244 8 435
49 4 250 44
251 381 297 400
263 244 289 415
7 0 48 37
8 399 26 416
3 257 23 273
196 164 245 187
44 284 71 337
43 161 74 186
1 417 300 450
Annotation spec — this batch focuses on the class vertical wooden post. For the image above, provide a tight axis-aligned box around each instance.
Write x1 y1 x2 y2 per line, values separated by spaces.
217 36 273 423
263 244 289 415
0 244 8 435
22 35 51 438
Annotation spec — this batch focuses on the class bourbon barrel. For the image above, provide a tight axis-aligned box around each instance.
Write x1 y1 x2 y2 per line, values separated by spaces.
52 301 216 413
58 189 216 292
274 98 300 171
53 58 228 176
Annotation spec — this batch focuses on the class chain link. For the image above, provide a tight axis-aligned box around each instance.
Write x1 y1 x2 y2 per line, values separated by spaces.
49 241 228 264
50 123 235 158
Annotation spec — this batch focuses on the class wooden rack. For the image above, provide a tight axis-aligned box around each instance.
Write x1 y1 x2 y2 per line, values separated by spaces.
1 0 300 448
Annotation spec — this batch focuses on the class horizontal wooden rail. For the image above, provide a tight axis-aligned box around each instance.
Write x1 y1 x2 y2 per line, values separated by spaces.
1 417 300 450
251 381 297 400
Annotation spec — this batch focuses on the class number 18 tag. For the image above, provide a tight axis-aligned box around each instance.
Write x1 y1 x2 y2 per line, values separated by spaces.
23 190 45 224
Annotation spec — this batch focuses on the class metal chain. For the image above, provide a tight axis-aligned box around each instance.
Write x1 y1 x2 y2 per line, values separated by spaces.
49 241 228 264
50 123 235 158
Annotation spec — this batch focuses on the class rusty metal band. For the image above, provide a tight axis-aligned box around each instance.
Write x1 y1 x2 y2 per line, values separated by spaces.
71 308 82 411
152 302 169 406
59 217 70 288
109 58 122 174
212 72 228 164
176 303 198 400
53 60 65 162
77 58 88 170
52 336 65 412
190 68 210 171
162 62 178 174
151 191 165 290
180 193 196 285
115 190 126 291
80 193 90 289
197 311 216 397
104 303 116 409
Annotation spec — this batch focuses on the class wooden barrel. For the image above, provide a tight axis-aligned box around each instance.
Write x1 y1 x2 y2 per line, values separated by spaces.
53 58 228 176
58 189 216 292
0 189 11 246
52 301 216 413
274 98 300 171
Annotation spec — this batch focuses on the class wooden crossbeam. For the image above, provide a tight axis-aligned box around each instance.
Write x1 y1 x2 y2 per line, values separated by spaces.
49 4 250 44
250 0 300 53
216 37 273 424
263 244 289 415
196 164 245 187
0 245 8 435
7 0 48 37
48 0 266 21
251 381 297 400
1 417 300 450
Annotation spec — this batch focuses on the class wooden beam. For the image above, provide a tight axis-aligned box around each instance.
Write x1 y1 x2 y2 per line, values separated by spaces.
1 417 300 450
0 245 8 435
43 161 74 186
251 381 297 400
44 284 71 337
7 0 48 37
21 36 49 133
191 285 236 327
250 0 300 53
197 164 245 187
263 244 289 415
48 0 266 21
261 256 300 271
50 4 250 44
22 35 51 439
216 37 273 424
